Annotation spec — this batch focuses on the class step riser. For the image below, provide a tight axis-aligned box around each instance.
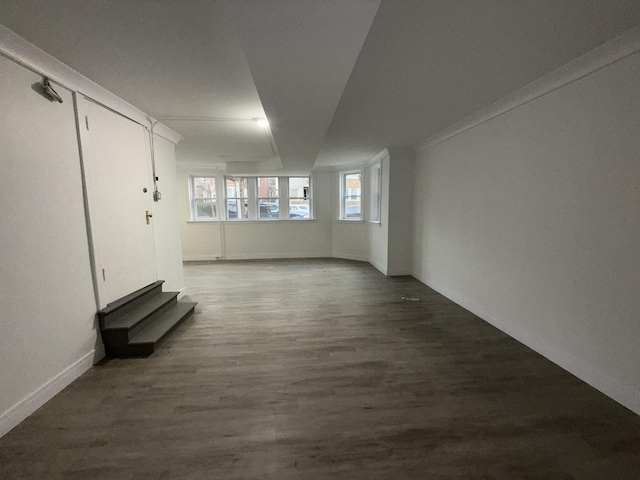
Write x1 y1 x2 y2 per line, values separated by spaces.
128 296 178 339
99 282 164 327
127 306 195 357
97 280 196 359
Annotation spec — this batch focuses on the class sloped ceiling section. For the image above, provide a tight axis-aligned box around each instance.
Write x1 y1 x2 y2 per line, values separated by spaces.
316 0 640 167
226 0 381 174
0 0 274 168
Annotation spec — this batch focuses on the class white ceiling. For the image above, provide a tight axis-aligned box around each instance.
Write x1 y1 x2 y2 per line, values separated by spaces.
2 1 640 172
315 0 640 166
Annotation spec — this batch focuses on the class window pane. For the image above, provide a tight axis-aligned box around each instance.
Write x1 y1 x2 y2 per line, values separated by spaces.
342 172 362 220
226 177 248 199
226 198 248 219
289 177 310 198
345 173 361 198
257 177 279 199
195 198 217 219
289 199 310 218
193 177 216 199
345 199 361 219
258 199 280 219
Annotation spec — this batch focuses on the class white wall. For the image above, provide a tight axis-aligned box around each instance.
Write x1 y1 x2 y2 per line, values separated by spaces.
412 49 640 414
365 148 414 276
387 147 414 275
368 156 389 273
0 56 98 435
179 171 334 260
152 135 185 293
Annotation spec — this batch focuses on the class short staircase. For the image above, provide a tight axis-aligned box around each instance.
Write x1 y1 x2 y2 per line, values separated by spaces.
98 280 196 358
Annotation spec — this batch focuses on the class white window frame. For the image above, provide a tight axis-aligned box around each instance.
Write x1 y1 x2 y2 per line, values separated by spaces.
288 176 312 220
225 176 251 220
339 170 363 221
369 162 382 223
190 175 218 221
256 176 282 220
222 175 314 221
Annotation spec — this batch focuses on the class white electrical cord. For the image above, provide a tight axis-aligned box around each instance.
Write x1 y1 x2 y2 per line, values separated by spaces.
149 120 161 201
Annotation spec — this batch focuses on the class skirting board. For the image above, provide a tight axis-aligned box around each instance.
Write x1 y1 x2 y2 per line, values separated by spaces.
332 252 370 263
369 257 388 275
420 276 640 417
182 255 221 262
0 350 95 438
223 253 332 260
177 286 187 300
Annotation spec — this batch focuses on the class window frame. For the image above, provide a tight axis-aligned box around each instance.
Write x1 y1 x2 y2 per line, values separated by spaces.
221 175 313 221
339 170 363 221
256 176 282 220
225 176 250 220
288 176 312 220
190 175 218 221
369 162 382 223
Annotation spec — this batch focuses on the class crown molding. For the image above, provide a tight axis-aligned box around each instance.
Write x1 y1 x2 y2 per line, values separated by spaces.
367 148 389 165
415 25 640 153
0 24 183 144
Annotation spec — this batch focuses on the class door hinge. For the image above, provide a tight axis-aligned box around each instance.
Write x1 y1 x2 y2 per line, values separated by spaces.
85 116 90 130
102 268 106 281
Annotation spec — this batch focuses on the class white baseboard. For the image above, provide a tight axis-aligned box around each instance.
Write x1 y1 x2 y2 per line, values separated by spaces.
421 276 640 416
332 252 370 262
0 350 95 438
369 257 388 275
386 268 412 276
182 255 221 262
93 342 105 364
223 252 331 260
177 287 187 300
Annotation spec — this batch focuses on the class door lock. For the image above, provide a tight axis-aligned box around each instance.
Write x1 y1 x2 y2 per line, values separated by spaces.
145 210 153 224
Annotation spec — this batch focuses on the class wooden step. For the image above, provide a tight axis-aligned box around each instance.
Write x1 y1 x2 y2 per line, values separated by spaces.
98 280 197 358
126 302 197 357
98 280 165 327
103 291 178 332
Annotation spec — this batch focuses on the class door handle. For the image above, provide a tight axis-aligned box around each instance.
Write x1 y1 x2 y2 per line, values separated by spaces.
146 210 153 224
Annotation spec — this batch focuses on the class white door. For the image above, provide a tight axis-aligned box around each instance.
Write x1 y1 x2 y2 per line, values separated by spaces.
79 98 157 307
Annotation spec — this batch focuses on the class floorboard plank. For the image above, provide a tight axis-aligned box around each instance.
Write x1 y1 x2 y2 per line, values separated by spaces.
1 259 639 479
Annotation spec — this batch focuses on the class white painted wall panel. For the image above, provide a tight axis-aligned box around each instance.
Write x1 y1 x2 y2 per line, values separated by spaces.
178 171 333 260
412 51 640 414
0 56 97 424
368 156 389 274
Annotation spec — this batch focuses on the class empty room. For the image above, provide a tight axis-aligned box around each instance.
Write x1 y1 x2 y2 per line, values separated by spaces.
1 1 640 478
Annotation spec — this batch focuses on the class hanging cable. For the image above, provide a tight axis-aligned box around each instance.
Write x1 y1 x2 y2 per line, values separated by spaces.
149 120 161 201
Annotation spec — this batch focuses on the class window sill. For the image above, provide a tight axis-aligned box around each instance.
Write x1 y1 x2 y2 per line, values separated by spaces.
368 220 382 226
223 219 317 224
336 219 364 224
189 219 317 224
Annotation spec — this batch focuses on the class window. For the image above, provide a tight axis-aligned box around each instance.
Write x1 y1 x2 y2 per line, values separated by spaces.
221 175 313 221
369 163 382 222
191 176 217 220
226 177 249 219
288 177 310 219
257 177 280 219
340 171 362 220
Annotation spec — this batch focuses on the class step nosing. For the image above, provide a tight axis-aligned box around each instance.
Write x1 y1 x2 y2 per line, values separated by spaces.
98 280 165 316
103 292 179 330
128 303 196 345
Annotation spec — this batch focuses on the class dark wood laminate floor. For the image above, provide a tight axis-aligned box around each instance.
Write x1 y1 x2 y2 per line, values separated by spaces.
1 259 640 479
